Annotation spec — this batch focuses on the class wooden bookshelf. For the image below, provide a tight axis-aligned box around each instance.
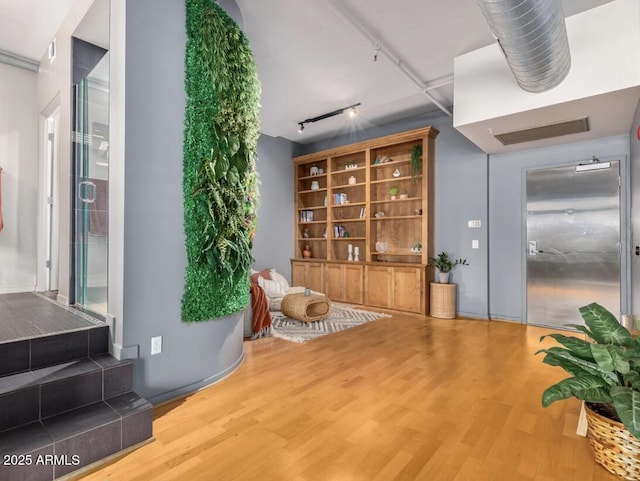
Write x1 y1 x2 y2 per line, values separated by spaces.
291 126 438 314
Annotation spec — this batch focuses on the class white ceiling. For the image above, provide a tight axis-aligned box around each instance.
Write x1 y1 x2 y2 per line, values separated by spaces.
0 0 615 146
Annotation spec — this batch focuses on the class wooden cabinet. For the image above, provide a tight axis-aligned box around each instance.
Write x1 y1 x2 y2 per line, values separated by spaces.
291 260 325 293
325 263 364 304
364 264 425 314
291 126 438 313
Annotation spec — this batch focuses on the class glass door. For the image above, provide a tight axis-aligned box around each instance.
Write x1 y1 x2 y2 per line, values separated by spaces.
72 52 109 317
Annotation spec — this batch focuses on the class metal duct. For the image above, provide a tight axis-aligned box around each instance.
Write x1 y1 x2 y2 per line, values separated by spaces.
477 0 571 93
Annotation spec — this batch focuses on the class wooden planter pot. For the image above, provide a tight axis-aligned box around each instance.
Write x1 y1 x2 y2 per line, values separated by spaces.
585 404 640 480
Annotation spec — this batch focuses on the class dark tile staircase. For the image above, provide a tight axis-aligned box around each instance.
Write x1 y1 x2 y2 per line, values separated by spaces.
0 325 153 480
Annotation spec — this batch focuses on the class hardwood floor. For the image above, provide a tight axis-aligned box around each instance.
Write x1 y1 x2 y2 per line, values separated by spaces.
76 313 619 481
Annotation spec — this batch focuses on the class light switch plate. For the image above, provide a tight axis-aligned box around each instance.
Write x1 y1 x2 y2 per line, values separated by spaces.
472 240 479 249
468 220 481 228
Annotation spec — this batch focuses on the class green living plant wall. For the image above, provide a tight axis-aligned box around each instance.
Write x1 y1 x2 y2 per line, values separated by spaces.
182 0 261 322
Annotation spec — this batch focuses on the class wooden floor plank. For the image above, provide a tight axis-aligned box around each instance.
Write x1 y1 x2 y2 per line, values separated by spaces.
76 314 620 481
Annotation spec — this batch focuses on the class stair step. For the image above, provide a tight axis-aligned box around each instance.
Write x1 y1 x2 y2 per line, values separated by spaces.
0 324 109 377
0 394 153 480
0 355 133 432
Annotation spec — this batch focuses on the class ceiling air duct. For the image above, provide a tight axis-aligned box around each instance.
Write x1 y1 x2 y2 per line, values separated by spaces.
477 0 571 93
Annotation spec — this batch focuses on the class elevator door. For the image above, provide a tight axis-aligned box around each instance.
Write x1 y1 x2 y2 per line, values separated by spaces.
526 161 620 328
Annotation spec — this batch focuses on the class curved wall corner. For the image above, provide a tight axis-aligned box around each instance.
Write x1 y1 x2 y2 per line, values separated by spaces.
138 311 245 405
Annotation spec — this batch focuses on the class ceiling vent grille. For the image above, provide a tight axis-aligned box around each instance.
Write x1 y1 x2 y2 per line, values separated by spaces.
494 117 589 145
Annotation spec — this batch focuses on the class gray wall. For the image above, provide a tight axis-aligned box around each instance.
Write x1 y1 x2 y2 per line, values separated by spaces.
252 134 295 281
489 134 631 322
298 111 490 319
122 0 243 404
631 101 640 314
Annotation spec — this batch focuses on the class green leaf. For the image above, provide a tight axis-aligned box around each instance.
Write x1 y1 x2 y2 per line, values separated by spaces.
623 371 640 391
228 135 240 156
610 386 640 438
540 333 594 359
537 347 618 384
590 344 631 374
579 303 634 346
542 376 612 407
564 324 596 340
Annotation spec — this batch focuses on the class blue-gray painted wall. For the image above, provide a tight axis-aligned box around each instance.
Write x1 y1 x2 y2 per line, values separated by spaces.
252 134 295 281
631 103 640 314
122 0 243 404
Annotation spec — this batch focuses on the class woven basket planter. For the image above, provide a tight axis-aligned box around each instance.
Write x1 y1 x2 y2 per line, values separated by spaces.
585 403 640 480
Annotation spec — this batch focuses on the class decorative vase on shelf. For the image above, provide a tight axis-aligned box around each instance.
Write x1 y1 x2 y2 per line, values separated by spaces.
354 246 360 262
310 180 320 191
303 228 310 238
303 245 312 259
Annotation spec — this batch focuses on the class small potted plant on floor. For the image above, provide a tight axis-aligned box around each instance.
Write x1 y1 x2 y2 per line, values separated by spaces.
537 303 640 480
428 251 468 283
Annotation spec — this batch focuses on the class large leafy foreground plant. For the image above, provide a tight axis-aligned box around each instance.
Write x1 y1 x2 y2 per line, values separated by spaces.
537 303 640 438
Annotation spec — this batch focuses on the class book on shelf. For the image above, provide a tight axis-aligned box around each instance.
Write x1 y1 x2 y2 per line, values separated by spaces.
333 225 348 238
299 210 314 223
359 207 366 219
332 193 348 205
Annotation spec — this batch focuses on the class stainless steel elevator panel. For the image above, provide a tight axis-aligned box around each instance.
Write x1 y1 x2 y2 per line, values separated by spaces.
526 162 620 328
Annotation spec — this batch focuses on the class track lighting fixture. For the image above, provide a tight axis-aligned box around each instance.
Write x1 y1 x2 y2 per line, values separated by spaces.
296 102 361 134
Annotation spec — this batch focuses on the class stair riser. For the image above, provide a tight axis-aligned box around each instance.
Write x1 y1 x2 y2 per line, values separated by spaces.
0 361 133 432
0 326 109 378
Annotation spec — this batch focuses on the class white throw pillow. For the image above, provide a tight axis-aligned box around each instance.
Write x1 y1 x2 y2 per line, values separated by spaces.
269 270 290 292
257 276 286 297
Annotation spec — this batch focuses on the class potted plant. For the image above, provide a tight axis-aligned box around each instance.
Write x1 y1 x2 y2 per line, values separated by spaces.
410 144 422 181
390 185 400 200
428 251 468 283
537 303 640 479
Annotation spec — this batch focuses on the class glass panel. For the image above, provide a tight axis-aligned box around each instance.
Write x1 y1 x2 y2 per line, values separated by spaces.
73 53 109 316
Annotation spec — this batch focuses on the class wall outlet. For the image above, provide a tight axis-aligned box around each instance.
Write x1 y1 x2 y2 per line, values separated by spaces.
151 336 162 355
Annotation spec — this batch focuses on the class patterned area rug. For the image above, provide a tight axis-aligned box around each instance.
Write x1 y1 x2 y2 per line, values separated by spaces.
271 304 391 343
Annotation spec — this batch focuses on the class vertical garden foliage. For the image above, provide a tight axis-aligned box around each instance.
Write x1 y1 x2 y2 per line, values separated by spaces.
182 0 261 322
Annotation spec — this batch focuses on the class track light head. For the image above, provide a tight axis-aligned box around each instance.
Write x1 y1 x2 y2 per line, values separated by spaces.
349 106 358 117
298 122 305 134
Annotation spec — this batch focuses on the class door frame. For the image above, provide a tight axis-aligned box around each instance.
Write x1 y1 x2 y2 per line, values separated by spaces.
37 95 61 293
521 154 631 324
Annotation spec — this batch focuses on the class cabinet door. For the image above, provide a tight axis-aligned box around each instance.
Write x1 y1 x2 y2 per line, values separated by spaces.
291 261 306 287
393 267 423 313
344 264 364 304
307 262 325 293
325 264 344 301
365 266 392 308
